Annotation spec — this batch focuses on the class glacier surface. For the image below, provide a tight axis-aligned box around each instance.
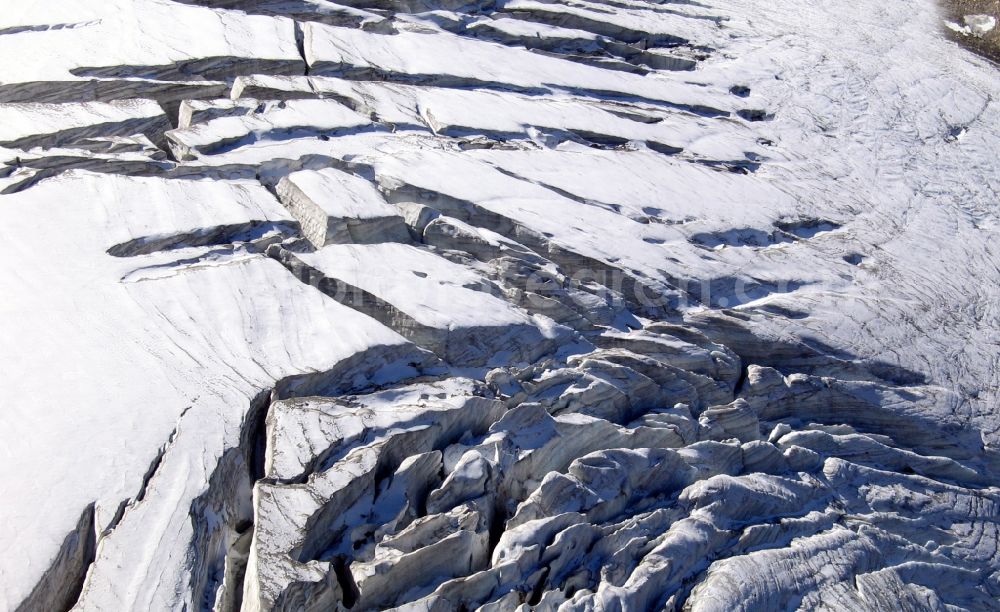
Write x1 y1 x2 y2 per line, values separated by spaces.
0 0 998 610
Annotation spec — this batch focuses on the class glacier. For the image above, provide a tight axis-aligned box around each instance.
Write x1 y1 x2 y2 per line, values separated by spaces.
0 0 998 610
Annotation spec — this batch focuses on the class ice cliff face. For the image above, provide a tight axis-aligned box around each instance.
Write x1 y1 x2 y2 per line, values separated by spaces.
1 0 999 611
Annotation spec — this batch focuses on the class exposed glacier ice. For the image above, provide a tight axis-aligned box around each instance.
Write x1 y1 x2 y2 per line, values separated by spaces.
0 0 998 610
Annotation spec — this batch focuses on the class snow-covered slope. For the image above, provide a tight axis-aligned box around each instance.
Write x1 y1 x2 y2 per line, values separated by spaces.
1 0 998 610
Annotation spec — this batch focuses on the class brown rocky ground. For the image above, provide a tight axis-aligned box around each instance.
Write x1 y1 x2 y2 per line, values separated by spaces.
941 0 1000 63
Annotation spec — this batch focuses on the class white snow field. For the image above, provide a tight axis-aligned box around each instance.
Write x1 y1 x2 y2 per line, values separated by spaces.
0 0 998 610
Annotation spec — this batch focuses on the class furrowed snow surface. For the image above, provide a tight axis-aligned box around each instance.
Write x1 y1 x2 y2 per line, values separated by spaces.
0 0 998 610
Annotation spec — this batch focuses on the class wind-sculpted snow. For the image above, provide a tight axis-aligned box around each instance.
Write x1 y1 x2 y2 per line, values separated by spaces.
0 0 998 610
